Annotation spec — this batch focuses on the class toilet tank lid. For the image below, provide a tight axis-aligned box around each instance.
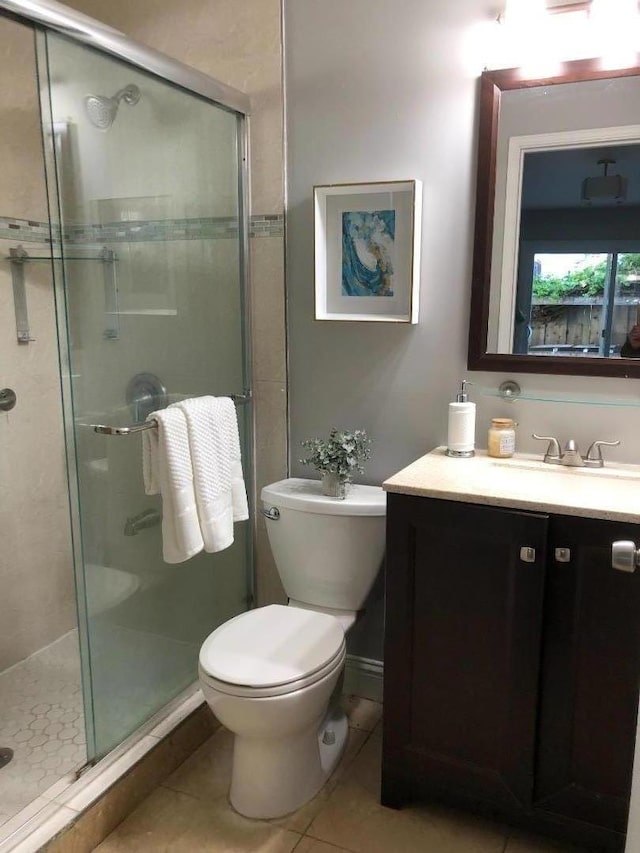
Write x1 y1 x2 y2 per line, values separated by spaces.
199 605 345 688
261 478 386 516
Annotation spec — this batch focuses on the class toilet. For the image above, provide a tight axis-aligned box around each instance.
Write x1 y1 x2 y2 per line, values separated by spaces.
198 477 386 819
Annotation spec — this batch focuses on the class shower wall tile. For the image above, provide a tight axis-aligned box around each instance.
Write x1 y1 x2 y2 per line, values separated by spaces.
64 0 285 215
254 380 288 606
0 238 75 671
0 17 49 224
250 236 286 383
0 15 76 671
256 521 287 607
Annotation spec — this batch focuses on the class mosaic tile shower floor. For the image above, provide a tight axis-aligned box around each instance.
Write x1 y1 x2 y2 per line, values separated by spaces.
0 632 85 827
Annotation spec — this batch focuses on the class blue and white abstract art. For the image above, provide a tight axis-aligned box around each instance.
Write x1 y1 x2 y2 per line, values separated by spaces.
342 210 395 297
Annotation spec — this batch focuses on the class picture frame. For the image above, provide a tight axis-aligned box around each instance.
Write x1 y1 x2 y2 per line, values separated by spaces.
313 180 422 323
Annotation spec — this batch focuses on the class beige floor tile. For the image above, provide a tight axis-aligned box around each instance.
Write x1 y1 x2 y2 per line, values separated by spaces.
306 736 508 853
295 838 355 853
342 696 382 732
271 727 368 834
506 831 589 852
163 726 233 801
93 786 301 853
162 721 367 836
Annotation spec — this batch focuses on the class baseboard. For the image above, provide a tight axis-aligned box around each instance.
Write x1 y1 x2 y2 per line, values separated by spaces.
343 654 384 703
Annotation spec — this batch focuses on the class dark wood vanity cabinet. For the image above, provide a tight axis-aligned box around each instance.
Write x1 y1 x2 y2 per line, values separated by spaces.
382 494 640 851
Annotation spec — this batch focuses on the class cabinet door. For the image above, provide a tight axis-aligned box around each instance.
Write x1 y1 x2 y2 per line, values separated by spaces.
535 515 640 833
383 494 548 812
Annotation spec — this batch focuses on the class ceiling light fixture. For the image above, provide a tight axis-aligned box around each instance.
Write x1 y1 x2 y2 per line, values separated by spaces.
488 0 640 71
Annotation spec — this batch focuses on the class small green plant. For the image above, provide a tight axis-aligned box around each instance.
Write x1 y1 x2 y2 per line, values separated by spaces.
300 428 371 481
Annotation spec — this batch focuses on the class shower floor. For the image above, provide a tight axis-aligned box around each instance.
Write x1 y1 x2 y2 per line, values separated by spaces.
0 631 86 828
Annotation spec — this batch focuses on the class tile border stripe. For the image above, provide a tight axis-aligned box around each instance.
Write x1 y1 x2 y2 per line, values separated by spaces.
0 214 284 244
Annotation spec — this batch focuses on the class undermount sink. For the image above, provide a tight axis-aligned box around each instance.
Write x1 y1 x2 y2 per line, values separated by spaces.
489 456 640 481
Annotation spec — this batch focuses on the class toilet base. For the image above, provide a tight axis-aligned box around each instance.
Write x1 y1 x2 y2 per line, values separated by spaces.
230 705 348 819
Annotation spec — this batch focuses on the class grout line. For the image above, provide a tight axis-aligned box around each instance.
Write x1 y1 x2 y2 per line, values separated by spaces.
297 728 374 840
290 831 305 850
157 782 229 808
299 832 359 852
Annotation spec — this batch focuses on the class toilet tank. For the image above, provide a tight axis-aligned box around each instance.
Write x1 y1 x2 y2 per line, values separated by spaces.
260 478 386 612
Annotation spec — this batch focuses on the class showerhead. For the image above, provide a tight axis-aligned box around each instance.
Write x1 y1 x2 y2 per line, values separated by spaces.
84 84 141 130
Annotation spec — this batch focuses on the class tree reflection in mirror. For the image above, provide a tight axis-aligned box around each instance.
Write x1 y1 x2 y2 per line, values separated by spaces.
515 252 640 358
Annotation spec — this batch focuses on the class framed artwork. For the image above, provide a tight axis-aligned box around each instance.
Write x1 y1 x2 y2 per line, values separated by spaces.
314 180 422 323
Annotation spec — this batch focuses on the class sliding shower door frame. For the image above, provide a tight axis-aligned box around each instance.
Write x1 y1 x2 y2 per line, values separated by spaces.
2 0 255 764
0 0 250 115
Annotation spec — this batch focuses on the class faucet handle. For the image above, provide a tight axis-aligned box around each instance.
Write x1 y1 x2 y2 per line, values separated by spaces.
532 434 561 462
585 439 620 468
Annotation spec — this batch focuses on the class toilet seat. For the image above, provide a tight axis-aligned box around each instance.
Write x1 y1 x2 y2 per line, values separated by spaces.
199 604 346 698
199 644 345 698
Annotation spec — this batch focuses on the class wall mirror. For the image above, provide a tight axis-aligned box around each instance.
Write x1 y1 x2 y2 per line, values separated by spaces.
468 58 640 377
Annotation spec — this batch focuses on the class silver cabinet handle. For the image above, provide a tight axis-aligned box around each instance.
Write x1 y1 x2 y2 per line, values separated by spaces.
520 546 536 563
612 541 639 573
555 548 571 563
262 506 280 521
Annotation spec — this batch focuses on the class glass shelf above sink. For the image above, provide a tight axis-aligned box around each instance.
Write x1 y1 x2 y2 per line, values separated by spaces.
478 386 640 409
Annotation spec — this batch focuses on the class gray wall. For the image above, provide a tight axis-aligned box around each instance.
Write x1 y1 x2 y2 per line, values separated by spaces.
285 0 484 660
284 0 640 663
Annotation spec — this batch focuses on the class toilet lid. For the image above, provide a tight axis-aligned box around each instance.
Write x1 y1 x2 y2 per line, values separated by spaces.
199 605 345 688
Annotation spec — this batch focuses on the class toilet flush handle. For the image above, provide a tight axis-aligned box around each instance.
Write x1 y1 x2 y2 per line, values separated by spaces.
262 506 280 521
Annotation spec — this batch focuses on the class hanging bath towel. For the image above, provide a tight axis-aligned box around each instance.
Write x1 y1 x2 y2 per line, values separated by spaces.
142 407 204 563
172 396 249 553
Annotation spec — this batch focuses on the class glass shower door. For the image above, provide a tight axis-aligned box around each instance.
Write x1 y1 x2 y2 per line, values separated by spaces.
41 33 251 759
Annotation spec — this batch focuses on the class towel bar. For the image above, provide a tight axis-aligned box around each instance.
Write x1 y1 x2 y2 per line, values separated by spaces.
92 390 252 435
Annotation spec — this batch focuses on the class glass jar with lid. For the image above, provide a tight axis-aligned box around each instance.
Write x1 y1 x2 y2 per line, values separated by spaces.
487 418 516 458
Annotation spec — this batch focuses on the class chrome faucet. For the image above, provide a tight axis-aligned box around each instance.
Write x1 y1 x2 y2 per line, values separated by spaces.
532 435 620 468
124 508 161 536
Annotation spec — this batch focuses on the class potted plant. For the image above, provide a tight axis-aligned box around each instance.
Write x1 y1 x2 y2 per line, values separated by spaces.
300 428 372 499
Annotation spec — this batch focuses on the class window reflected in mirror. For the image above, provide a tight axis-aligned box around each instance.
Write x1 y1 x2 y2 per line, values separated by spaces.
517 251 640 358
512 141 640 359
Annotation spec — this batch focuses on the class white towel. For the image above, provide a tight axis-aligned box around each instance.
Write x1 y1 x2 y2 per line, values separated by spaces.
172 396 249 553
142 407 204 564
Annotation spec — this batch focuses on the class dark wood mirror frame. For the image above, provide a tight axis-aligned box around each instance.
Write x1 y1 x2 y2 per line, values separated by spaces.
468 57 640 377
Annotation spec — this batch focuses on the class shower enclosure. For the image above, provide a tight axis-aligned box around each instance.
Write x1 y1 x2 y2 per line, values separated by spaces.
0 0 252 833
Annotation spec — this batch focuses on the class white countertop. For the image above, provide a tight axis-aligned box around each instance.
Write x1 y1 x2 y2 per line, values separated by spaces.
383 447 640 524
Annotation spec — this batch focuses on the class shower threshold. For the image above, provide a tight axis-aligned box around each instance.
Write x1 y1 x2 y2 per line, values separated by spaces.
0 631 85 830
0 681 206 851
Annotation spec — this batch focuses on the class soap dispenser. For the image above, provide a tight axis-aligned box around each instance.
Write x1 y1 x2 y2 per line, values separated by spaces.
446 379 476 458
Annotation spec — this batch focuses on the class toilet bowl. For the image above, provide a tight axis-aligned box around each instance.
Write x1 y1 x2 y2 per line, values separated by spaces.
198 478 386 819
199 605 347 818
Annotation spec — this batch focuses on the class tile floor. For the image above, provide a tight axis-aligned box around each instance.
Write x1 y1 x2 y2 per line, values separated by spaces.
94 697 587 853
0 632 85 827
